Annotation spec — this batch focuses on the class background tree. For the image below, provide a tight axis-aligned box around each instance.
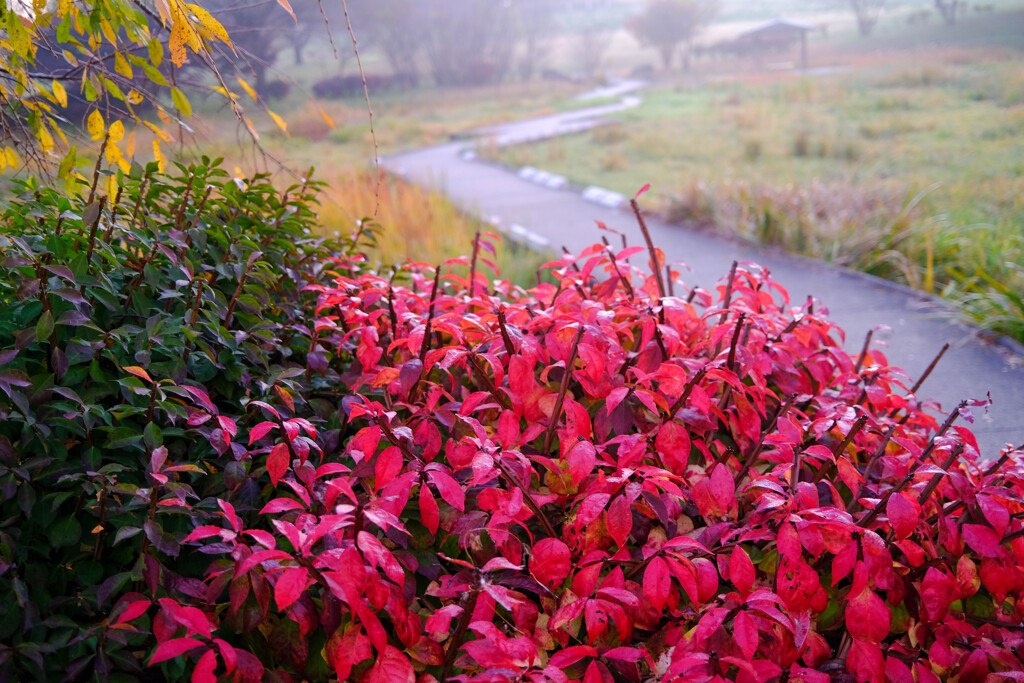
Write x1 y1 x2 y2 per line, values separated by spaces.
511 0 564 81
356 0 428 85
421 0 516 87
848 0 886 36
628 0 718 71
934 0 961 25
201 0 323 96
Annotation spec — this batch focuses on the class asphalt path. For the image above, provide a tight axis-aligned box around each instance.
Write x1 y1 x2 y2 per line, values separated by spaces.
385 88 1023 458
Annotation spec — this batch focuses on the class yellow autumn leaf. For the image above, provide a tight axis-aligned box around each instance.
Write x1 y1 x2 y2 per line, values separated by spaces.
319 109 335 128
87 110 104 140
235 77 258 102
4 147 18 168
37 124 54 153
108 120 124 144
114 52 133 79
153 139 166 173
125 129 136 158
268 109 288 137
168 21 187 67
105 172 118 199
170 86 191 116
52 80 67 107
100 19 117 45
184 3 232 48
127 89 144 105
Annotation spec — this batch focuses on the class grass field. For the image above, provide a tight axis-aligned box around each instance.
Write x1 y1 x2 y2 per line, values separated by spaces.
485 20 1024 342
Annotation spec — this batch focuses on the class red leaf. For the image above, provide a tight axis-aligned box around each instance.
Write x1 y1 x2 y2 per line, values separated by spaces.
886 493 919 540
956 556 981 597
846 639 885 683
978 494 1010 537
114 599 151 625
366 645 414 683
248 421 278 444
729 546 755 595
427 468 465 511
733 611 759 660
425 604 463 635
634 183 651 199
374 446 403 492
266 442 290 487
192 649 217 683
567 439 597 487
606 495 632 548
217 415 237 442
531 538 572 589
643 556 672 612
419 484 439 535
919 566 956 622
274 567 309 611
962 523 1003 558
602 646 642 662
182 384 216 412
846 587 890 644
655 420 690 472
172 606 212 638
357 531 406 585
693 463 735 519
150 637 203 665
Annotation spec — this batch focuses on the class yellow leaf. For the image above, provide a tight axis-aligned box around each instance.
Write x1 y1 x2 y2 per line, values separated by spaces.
275 0 296 22
235 77 258 102
127 89 144 105
87 110 104 140
210 86 238 99
125 129 136 158
100 19 117 45
268 109 288 137
6 11 31 58
153 139 166 173
108 120 124 144
114 52 133 79
6 146 20 169
105 173 118 199
184 3 232 47
52 80 67 107
319 109 335 128
37 124 54 153
168 21 187 67
170 87 191 116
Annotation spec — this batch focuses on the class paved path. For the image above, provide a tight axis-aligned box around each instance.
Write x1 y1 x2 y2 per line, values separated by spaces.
385 88 1023 458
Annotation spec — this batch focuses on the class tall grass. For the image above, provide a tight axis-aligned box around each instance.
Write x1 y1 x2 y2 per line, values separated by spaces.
315 168 549 286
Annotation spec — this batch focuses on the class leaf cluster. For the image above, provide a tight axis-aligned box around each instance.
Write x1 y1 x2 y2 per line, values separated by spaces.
2 168 1023 683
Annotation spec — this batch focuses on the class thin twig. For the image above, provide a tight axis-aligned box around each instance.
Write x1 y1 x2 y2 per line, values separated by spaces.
854 329 874 373
340 0 380 217
542 327 585 454
629 198 665 299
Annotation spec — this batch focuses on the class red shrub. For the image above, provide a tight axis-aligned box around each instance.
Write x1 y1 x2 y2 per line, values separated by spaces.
122 231 1024 682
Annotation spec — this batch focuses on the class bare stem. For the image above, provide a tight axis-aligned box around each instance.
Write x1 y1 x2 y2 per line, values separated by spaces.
629 198 665 299
542 327 585 455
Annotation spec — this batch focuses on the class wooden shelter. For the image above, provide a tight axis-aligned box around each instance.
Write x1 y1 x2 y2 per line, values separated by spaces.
734 19 814 70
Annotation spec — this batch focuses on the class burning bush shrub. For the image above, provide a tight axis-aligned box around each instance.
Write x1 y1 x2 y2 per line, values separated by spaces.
2 170 1022 682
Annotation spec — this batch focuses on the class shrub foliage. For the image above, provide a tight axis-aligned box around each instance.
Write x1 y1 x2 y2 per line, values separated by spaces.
1 165 1023 682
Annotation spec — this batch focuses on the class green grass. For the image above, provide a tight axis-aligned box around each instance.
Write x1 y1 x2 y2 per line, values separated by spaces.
487 46 1024 342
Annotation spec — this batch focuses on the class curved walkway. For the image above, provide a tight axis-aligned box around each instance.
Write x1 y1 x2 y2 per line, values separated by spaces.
384 83 1023 458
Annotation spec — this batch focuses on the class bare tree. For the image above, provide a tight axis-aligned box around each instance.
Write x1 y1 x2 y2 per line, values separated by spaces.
849 0 886 36
421 0 515 86
512 0 563 80
934 0 961 25
628 0 719 70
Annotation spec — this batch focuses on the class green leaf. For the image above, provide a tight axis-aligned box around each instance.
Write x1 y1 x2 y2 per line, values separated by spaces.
36 310 55 342
50 516 82 548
